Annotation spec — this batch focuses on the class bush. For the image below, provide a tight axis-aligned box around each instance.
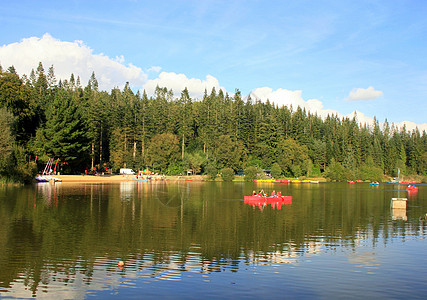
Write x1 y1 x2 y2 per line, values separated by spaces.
357 165 384 182
244 166 258 181
221 168 235 181
270 163 282 179
324 159 354 181
205 164 217 181
165 162 184 175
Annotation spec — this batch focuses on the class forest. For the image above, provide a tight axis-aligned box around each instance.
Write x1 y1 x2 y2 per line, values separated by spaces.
0 62 426 183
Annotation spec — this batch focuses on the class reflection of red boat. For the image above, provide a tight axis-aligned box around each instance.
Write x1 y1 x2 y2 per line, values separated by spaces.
244 195 292 209
406 185 418 192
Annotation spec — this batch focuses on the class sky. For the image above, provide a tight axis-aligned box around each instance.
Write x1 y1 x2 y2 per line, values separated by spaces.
1 0 426 131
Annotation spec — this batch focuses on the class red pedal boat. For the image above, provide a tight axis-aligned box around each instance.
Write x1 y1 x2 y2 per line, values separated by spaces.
244 195 292 209
406 185 418 192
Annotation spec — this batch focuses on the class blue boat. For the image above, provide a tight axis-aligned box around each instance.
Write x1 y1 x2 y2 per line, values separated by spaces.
132 178 147 182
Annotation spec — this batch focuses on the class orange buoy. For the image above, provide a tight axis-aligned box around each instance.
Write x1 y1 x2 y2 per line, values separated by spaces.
118 261 125 267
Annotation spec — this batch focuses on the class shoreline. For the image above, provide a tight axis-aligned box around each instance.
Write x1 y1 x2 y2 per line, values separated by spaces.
54 174 207 183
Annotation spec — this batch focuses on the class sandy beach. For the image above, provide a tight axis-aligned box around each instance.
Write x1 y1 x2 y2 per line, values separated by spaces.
54 174 205 183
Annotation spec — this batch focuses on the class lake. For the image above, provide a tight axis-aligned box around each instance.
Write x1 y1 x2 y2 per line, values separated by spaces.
0 181 426 299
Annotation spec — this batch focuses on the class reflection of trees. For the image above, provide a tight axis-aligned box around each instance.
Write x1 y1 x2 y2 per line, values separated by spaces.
0 183 425 295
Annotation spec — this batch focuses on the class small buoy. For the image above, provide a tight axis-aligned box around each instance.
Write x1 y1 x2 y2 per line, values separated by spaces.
118 261 124 267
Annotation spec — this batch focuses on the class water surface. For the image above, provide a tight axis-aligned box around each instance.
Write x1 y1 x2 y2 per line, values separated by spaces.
0 182 426 299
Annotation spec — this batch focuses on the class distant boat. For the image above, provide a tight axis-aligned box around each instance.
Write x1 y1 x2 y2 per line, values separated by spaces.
348 180 354 184
406 185 418 192
132 178 147 182
35 175 49 182
309 180 319 184
370 182 379 186
275 179 291 183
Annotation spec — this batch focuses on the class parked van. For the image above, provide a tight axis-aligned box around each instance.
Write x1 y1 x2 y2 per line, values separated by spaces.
120 168 135 175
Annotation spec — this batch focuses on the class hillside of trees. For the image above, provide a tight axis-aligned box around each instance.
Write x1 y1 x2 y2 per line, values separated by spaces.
0 62 426 182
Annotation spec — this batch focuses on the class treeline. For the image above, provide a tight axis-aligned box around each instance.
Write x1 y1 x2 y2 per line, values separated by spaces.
0 62 426 181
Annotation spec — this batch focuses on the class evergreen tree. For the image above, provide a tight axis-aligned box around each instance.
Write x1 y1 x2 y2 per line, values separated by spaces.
34 89 90 173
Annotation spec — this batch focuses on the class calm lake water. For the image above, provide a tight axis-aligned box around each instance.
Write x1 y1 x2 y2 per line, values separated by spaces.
0 181 426 299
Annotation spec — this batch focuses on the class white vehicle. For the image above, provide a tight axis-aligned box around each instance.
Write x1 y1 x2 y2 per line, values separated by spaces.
120 168 135 175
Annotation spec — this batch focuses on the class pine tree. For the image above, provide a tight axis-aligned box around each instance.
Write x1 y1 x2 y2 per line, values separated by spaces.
35 89 90 173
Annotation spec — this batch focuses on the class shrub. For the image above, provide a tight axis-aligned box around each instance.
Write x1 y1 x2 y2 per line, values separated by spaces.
324 159 354 181
244 166 258 181
205 164 218 181
357 165 384 182
270 163 282 179
221 168 235 181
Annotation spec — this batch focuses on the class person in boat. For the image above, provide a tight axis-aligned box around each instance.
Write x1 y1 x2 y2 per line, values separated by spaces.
271 190 276 196
277 191 282 196
252 191 257 196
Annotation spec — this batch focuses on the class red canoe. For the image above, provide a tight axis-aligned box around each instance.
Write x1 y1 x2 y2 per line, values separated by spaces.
244 195 292 209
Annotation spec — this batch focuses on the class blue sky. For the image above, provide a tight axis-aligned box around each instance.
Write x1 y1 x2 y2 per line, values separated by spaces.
1 0 426 130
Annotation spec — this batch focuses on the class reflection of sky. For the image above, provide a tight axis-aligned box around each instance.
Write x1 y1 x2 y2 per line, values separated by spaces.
120 182 135 201
3 236 427 299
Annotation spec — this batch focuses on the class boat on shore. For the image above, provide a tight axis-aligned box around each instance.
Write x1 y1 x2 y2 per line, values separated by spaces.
275 179 291 183
253 179 275 183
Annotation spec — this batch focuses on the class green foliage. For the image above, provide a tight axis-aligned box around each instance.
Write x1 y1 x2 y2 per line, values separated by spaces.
0 108 15 173
1 62 427 181
33 89 90 173
221 167 235 181
270 163 282 178
310 164 322 177
165 162 184 175
147 133 180 172
205 164 217 181
324 159 354 181
244 166 258 181
214 135 245 170
357 165 384 182
183 151 206 174
277 138 309 177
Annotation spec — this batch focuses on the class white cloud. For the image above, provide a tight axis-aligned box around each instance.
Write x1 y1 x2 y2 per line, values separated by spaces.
347 86 383 101
250 87 427 132
250 87 337 119
394 120 427 132
142 72 226 99
0 33 147 91
147 66 162 73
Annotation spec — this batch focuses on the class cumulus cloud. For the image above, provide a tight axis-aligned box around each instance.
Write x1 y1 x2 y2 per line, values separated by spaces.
251 87 427 132
147 66 162 73
0 33 147 91
394 121 427 132
250 87 339 119
142 72 226 99
347 86 383 101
